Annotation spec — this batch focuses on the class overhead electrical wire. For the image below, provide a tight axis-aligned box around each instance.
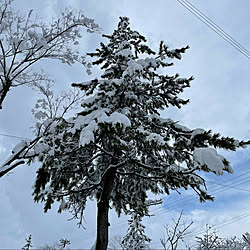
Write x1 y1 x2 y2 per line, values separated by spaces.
149 174 250 218
177 0 250 59
186 210 250 239
150 210 250 248
1 132 249 244
207 180 250 193
121 175 250 220
1 126 249 243
146 170 250 216
73 171 250 242
178 0 250 56
71 171 250 243
0 132 28 140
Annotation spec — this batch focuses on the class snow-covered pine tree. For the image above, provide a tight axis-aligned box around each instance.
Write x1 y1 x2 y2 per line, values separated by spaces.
121 213 151 250
243 232 250 248
195 227 250 250
195 225 221 250
22 17 249 249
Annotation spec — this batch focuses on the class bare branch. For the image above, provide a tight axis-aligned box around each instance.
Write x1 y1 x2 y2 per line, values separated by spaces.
0 160 25 178
161 211 193 250
0 2 100 109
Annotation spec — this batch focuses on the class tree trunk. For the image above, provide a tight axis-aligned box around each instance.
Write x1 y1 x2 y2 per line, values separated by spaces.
95 168 116 250
0 78 11 109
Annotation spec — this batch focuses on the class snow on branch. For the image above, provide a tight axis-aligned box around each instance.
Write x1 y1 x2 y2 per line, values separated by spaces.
0 0 100 109
0 83 84 178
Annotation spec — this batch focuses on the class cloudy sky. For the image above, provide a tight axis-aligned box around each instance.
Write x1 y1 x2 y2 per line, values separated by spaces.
0 0 250 248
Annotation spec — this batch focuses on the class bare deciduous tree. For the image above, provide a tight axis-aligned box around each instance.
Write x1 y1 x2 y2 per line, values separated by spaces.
160 211 193 250
0 82 84 177
0 0 100 109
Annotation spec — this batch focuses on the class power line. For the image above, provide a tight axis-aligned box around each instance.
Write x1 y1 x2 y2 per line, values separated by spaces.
72 172 250 242
152 177 249 219
0 133 28 140
70 171 250 243
51 169 250 243
177 0 250 58
207 180 250 193
179 0 250 57
149 171 250 217
72 167 250 243
151 210 250 248
177 0 250 59
145 177 250 219
187 210 250 239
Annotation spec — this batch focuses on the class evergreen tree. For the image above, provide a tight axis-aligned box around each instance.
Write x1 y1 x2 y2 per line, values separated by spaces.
38 238 71 250
58 238 71 249
243 233 250 248
121 213 151 249
195 225 221 250
22 234 32 250
108 235 122 250
195 226 250 250
17 17 249 249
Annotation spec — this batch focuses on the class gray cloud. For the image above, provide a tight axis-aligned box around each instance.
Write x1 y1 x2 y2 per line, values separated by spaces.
0 0 250 248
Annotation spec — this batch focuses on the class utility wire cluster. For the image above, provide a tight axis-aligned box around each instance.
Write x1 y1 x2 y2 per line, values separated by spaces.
70 170 250 244
0 133 28 140
150 210 250 248
177 0 250 59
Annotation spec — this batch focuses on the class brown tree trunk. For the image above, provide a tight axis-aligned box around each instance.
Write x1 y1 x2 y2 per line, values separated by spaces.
95 168 116 250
